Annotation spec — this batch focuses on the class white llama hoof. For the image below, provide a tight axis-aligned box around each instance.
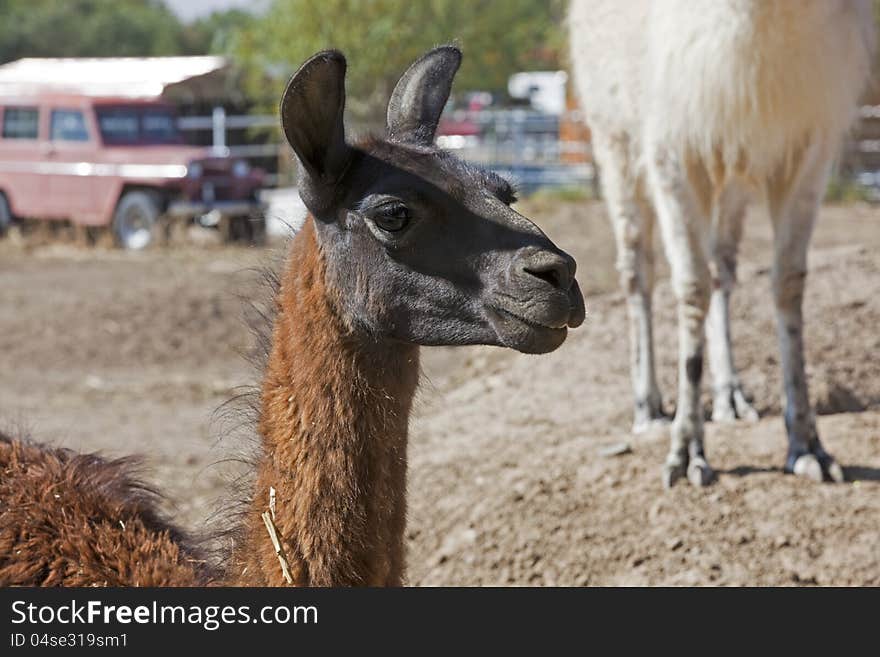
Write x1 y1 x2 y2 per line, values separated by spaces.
686 457 715 487
825 459 845 483
791 454 824 482
787 448 845 483
711 386 759 423
662 458 687 489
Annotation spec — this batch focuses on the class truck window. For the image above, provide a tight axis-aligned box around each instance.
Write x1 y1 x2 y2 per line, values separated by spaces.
96 108 139 143
50 109 90 142
142 110 178 143
2 107 39 139
96 106 180 145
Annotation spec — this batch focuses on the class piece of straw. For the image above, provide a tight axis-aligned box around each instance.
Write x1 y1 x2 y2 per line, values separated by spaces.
262 511 293 584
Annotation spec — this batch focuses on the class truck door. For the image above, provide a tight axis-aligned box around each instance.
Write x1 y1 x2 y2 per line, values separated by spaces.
43 106 99 223
0 104 46 218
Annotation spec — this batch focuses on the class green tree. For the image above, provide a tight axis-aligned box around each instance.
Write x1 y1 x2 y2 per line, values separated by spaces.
234 0 566 123
182 8 257 56
0 0 196 63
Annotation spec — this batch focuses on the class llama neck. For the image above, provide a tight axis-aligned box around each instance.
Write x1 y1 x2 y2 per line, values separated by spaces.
239 219 419 586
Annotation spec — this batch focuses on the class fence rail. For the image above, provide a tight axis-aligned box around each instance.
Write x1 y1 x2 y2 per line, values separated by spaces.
179 105 880 195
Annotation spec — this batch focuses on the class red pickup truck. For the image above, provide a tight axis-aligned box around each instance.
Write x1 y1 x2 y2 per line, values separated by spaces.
0 93 265 248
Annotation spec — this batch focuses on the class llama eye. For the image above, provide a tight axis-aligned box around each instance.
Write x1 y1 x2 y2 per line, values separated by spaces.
373 204 410 232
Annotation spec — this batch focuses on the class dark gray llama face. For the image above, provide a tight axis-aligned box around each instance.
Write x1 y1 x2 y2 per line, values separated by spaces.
280 47 585 354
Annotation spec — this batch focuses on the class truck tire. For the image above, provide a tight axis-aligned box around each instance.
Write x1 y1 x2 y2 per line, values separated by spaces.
0 192 11 236
113 191 160 250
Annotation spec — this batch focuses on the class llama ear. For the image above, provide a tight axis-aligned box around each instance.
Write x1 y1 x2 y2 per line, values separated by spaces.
386 45 461 146
280 50 351 184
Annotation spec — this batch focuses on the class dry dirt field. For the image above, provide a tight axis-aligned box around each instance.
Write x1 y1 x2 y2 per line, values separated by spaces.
1 200 878 586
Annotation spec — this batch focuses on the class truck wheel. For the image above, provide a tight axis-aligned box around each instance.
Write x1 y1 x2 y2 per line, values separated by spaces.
0 192 12 236
113 191 160 250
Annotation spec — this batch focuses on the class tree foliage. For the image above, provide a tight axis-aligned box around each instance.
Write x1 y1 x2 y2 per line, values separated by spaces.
234 0 567 122
183 8 257 57
0 0 196 63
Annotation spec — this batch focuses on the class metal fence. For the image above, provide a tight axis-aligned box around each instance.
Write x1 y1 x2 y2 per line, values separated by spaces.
177 109 283 186
179 106 880 198
435 109 595 194
177 107 597 193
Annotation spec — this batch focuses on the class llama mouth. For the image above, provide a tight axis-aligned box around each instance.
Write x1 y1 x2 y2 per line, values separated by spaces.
486 305 569 354
491 305 567 330
489 281 585 332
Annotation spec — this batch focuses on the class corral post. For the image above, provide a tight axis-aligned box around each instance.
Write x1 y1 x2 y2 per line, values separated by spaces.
212 106 227 155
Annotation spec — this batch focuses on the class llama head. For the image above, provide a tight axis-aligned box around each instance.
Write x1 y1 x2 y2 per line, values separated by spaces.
280 47 585 354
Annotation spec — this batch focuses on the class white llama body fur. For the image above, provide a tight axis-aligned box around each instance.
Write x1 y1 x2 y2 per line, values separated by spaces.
569 0 874 486
572 0 873 180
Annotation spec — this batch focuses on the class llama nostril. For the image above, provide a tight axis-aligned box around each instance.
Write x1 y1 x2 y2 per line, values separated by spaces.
524 266 563 289
521 252 573 291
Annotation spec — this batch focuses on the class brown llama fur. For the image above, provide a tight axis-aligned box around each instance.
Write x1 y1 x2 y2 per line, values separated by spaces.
228 219 418 585
0 432 208 586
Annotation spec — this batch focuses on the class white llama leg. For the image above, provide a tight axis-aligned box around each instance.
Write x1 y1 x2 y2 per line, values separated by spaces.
647 146 714 488
767 142 843 483
593 132 667 433
706 184 759 423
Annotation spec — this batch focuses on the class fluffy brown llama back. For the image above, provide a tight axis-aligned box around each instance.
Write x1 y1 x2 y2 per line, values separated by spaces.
227 218 419 586
0 432 207 586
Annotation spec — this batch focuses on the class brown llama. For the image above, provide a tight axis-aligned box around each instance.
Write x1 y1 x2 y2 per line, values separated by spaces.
0 47 585 587
0 433 208 586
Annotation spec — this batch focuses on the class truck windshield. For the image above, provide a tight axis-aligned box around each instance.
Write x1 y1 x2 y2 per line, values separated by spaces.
96 106 182 145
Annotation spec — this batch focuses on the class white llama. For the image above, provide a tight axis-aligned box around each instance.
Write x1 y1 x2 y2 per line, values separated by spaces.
569 0 875 486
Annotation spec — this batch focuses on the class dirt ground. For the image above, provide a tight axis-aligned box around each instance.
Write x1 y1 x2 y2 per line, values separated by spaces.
1 200 878 586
